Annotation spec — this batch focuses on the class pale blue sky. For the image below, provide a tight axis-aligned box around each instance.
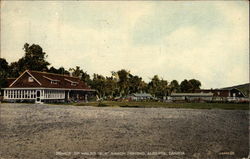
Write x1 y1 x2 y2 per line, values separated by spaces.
1 1 249 88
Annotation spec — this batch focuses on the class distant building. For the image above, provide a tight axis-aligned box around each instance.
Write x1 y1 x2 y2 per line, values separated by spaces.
170 88 248 102
128 93 153 101
195 88 245 98
170 93 213 102
220 83 249 97
195 88 247 102
2 70 95 103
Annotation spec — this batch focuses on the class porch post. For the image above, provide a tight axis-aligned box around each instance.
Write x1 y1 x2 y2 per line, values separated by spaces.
85 94 88 103
21 90 23 99
4 90 7 99
18 90 20 98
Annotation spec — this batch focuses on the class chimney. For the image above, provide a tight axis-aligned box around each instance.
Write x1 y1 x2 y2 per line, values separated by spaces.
79 73 82 79
69 70 73 77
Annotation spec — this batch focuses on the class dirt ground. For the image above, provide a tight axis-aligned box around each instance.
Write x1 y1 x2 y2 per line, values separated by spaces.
0 103 249 159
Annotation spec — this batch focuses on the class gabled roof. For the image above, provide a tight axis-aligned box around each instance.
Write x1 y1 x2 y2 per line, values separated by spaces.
6 78 16 86
220 83 250 90
197 89 230 92
8 70 94 90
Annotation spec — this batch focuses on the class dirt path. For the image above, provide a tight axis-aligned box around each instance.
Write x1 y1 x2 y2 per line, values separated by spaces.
0 103 249 159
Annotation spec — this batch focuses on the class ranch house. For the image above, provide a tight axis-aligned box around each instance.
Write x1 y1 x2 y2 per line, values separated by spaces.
2 70 95 103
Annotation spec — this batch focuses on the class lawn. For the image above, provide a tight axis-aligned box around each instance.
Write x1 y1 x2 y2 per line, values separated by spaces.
74 101 249 110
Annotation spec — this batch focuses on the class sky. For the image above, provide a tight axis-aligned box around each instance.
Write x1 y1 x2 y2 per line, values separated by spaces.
1 1 249 89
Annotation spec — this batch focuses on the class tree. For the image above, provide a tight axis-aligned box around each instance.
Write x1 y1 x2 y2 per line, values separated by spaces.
0 58 9 88
48 66 69 75
21 43 50 71
180 79 192 93
159 79 169 97
9 62 21 78
148 75 160 97
109 69 148 97
0 58 9 71
128 75 145 94
69 66 91 85
57 67 69 75
1 42 204 99
147 75 169 98
180 79 201 93
48 66 58 74
9 43 50 77
169 80 180 93
91 74 106 98
104 76 117 97
189 79 201 92
116 69 130 96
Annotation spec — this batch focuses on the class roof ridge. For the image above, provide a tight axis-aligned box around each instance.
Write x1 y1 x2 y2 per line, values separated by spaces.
221 83 250 89
28 70 79 79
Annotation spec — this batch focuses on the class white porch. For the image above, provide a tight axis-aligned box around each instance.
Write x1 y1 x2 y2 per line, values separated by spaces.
3 88 66 103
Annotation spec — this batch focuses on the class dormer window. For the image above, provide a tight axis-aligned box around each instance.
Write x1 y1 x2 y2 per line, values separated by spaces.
43 76 60 85
51 81 58 84
28 77 34 82
71 82 77 86
65 78 79 86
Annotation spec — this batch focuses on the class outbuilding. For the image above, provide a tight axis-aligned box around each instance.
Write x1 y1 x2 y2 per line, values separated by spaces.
129 93 153 101
170 93 213 102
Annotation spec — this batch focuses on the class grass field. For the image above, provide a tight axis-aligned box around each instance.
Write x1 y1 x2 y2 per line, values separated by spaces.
74 101 249 110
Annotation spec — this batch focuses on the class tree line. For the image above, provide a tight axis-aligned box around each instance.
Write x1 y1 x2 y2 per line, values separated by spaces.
0 43 201 99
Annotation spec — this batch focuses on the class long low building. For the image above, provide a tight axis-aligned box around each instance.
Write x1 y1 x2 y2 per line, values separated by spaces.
170 88 248 103
128 93 153 101
170 93 213 102
195 88 246 98
2 70 95 103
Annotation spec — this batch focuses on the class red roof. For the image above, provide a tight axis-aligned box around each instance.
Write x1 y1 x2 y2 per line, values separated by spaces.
8 70 94 91
6 78 16 86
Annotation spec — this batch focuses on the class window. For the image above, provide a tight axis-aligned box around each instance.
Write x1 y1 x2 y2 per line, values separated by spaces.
51 81 58 84
28 77 34 82
65 78 78 86
71 83 77 86
43 76 59 84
